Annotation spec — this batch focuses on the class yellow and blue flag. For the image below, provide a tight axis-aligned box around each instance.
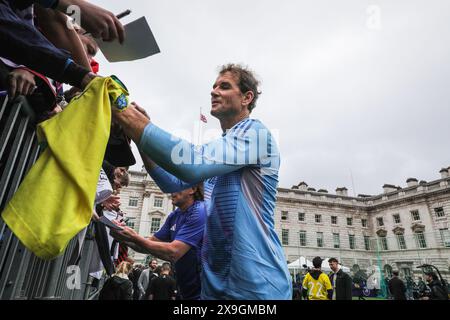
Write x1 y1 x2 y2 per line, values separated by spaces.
1 76 128 259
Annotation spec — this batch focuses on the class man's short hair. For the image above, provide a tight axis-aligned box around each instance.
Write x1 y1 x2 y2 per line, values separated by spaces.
328 257 338 264
392 271 399 276
219 63 261 113
161 263 171 272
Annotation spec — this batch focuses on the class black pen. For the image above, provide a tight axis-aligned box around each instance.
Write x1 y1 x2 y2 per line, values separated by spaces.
116 9 131 20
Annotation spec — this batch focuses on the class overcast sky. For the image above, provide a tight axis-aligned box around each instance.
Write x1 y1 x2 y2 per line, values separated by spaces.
93 0 450 196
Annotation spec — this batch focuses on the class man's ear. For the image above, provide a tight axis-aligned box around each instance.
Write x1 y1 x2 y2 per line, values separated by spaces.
242 91 254 108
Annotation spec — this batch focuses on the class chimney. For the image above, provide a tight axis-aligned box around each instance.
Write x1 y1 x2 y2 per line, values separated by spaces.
336 187 348 196
383 184 398 193
440 168 449 179
406 178 418 188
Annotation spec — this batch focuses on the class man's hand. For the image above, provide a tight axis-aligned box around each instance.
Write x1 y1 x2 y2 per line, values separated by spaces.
110 220 139 243
131 102 150 120
80 72 97 90
111 102 151 144
101 195 121 211
8 69 36 98
57 0 125 43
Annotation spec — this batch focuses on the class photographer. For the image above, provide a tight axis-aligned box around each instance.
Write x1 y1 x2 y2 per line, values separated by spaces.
420 272 448 300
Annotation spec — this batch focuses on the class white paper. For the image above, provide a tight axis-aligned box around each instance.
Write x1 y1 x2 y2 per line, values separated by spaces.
97 16 160 62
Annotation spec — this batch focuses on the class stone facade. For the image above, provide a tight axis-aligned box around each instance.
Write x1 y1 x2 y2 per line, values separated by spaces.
278 168 450 280
120 166 450 279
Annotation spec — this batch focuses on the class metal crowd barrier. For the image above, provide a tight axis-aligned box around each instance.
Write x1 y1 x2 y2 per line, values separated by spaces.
0 95 97 300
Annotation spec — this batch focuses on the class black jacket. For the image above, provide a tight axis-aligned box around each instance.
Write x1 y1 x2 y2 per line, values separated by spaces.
428 280 448 300
329 269 353 300
0 1 90 88
99 275 133 300
388 277 407 300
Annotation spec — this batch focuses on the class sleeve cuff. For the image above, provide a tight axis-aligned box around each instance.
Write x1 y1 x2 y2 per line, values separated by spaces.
60 59 90 88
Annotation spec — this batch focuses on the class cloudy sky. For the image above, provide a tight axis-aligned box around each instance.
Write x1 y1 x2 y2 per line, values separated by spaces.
93 0 450 195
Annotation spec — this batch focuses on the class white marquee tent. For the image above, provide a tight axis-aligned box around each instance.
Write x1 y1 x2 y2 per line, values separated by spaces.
288 256 351 274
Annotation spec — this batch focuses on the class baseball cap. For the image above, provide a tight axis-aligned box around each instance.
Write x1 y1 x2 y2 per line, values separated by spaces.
312 256 323 268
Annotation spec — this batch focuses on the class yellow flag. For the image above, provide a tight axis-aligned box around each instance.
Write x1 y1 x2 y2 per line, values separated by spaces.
1 76 128 260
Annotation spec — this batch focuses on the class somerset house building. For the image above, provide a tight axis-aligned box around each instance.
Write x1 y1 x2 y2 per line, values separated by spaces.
120 166 450 280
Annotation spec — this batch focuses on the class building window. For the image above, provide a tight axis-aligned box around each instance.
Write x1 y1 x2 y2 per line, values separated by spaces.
282 229 289 245
128 197 138 207
415 231 427 248
347 217 353 226
379 236 388 251
440 229 450 247
377 217 384 227
396 234 407 250
364 236 371 250
333 233 340 249
315 214 322 224
126 219 135 230
281 211 289 221
298 212 305 222
153 196 163 208
349 235 355 249
361 219 368 228
316 232 323 248
150 217 161 233
410 210 421 221
434 207 445 218
331 216 337 225
299 231 307 247
393 214 401 224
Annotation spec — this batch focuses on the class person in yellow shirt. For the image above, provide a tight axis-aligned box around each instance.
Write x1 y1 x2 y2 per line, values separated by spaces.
302 257 333 300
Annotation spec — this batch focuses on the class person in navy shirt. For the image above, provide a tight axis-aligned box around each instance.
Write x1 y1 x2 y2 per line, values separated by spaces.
111 183 206 300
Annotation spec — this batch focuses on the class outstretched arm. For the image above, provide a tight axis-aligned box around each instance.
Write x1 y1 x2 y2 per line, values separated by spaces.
113 103 269 183
110 222 190 263
140 150 195 193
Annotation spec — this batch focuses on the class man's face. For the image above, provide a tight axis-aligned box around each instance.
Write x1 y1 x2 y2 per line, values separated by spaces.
171 188 194 208
149 260 158 270
210 72 247 119
80 34 99 60
425 274 432 283
115 167 127 178
113 167 127 189
329 261 338 272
